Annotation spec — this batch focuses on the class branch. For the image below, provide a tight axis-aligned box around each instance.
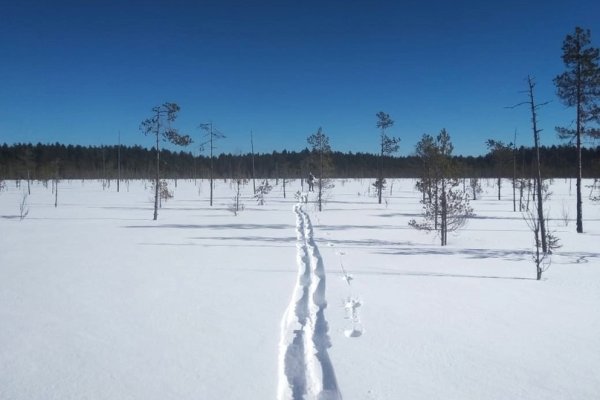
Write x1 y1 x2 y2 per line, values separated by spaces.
505 101 528 109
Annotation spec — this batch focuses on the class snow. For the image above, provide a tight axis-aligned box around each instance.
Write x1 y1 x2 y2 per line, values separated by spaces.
1 178 599 399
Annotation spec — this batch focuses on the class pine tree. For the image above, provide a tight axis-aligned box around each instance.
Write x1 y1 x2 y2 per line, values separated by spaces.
375 112 399 204
307 127 334 211
140 102 192 220
554 27 600 233
410 129 473 246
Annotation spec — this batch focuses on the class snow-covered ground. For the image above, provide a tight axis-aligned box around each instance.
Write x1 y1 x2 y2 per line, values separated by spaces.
1 178 599 399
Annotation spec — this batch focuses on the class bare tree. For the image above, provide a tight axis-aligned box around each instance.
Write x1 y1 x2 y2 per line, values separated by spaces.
20 148 35 195
117 131 121 193
250 130 256 194
53 159 60 208
140 102 192 220
486 139 513 201
523 202 561 280
199 122 225 207
512 129 518 212
507 76 550 253
19 191 29 220
229 178 247 215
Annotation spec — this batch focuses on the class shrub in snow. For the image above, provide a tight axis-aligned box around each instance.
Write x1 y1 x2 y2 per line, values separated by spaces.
150 179 173 207
229 178 247 215
254 180 272 205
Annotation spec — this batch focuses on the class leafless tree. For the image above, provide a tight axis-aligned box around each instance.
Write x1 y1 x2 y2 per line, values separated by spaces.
199 122 225 207
507 76 550 253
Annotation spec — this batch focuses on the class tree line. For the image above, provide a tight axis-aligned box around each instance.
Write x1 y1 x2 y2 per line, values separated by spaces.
1 142 599 181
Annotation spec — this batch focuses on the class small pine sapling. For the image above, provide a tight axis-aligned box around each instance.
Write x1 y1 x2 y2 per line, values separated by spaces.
254 180 272 205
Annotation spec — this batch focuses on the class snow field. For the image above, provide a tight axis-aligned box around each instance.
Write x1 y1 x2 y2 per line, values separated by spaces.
0 178 599 399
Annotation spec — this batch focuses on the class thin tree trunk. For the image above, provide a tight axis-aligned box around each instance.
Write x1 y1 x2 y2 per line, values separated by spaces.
154 112 160 220
210 124 214 207
117 131 121 193
441 178 447 246
512 130 517 212
319 145 323 211
497 177 501 200
576 113 583 233
576 61 583 233
528 76 547 253
378 133 383 204
251 131 256 194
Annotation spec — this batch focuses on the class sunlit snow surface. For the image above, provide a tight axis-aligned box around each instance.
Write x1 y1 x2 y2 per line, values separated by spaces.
1 178 599 399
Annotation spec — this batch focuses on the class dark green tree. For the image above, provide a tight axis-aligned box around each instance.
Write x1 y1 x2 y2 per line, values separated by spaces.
375 111 399 204
307 127 333 211
554 27 600 233
410 129 473 246
140 102 192 220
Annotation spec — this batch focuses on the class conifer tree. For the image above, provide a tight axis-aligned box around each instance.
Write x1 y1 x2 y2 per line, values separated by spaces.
140 102 192 220
375 112 400 204
410 129 473 246
554 27 600 233
307 127 334 211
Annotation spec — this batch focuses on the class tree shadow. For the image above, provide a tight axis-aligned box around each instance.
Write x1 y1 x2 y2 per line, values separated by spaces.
378 212 422 218
190 235 296 243
349 269 536 281
374 246 531 261
125 223 294 230
317 224 412 231
322 238 414 247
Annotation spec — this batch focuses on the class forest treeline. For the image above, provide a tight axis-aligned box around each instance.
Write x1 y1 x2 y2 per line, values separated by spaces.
1 142 599 181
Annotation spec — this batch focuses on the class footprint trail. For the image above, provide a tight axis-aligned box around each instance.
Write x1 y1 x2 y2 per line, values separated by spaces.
277 204 342 400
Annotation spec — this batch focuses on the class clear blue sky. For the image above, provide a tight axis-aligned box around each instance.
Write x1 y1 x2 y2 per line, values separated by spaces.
1 0 599 156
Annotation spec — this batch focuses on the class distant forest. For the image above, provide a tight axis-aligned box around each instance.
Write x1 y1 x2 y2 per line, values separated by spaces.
1 142 599 180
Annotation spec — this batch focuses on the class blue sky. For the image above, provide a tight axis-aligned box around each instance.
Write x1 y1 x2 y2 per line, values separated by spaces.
1 0 599 156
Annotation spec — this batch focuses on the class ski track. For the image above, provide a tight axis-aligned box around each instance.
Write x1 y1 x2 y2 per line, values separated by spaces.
277 204 342 400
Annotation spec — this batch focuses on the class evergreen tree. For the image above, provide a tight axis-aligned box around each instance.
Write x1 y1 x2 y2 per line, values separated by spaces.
307 127 334 211
375 112 399 204
554 27 600 233
410 129 473 246
140 102 192 220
